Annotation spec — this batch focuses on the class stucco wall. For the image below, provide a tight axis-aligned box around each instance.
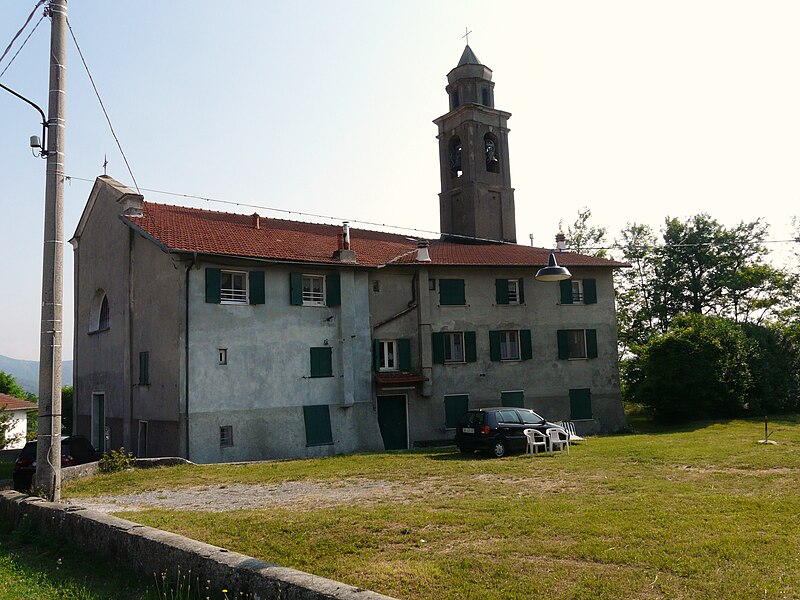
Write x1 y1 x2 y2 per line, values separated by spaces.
1 409 27 450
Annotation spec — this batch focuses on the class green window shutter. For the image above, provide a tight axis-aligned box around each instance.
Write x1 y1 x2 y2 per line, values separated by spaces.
520 329 533 361
326 273 341 306
489 331 501 361
373 340 381 372
303 405 333 445
501 390 524 408
249 271 265 305
310 347 333 377
569 388 593 420
432 332 445 364
139 351 149 385
398 338 412 371
583 279 597 304
444 394 469 428
557 330 570 360
205 268 221 303
586 329 598 358
559 279 573 305
439 279 465 305
289 272 303 305
495 279 509 304
518 278 525 304
464 331 477 363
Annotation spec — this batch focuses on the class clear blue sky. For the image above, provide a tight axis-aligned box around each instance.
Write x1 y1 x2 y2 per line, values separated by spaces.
1 0 798 361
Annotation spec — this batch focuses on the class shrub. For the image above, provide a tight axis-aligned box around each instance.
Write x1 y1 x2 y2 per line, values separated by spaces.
99 447 135 473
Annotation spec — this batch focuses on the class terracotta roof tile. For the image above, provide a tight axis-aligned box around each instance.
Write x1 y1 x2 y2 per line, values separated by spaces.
125 203 626 269
0 393 36 411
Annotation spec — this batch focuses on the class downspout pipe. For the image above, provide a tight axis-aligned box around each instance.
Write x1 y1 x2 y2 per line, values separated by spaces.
184 253 196 459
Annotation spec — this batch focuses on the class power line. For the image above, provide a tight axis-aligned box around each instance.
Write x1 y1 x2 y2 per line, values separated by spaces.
65 16 139 193
0 0 46 74
0 11 45 79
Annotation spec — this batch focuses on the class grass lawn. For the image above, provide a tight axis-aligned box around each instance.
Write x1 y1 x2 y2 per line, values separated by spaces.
65 416 800 599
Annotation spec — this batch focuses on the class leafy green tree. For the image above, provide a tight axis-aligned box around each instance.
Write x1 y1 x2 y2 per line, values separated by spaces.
61 385 73 435
559 207 608 257
0 371 28 399
741 323 800 414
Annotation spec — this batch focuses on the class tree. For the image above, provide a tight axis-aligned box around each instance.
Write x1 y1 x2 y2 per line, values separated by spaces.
559 207 608 257
0 371 28 399
61 385 73 435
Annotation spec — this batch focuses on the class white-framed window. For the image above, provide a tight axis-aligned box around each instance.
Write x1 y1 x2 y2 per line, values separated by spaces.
566 329 587 359
302 274 325 306
507 279 521 304
378 340 398 371
220 425 233 448
444 332 465 363
499 330 521 361
218 348 228 365
571 280 584 304
220 270 248 303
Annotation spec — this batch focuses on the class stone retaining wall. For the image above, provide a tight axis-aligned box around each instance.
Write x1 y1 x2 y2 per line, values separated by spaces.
0 490 397 600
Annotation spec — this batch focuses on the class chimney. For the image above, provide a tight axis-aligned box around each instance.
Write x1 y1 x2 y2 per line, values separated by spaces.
333 223 356 263
555 232 566 252
252 213 260 230
416 240 431 262
342 222 351 250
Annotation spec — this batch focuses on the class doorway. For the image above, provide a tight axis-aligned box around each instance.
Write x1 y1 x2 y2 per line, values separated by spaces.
377 395 408 450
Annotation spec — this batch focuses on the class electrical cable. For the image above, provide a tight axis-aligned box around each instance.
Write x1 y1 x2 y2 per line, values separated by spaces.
65 16 140 193
0 12 45 79
0 0 46 72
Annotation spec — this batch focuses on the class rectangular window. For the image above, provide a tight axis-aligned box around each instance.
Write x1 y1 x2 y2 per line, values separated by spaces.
220 270 248 303
220 425 233 448
558 329 598 360
428 278 436 291
310 347 333 377
303 405 333 446
372 280 380 292
444 332 464 363
499 331 520 361
91 393 105 452
378 340 398 371
507 280 520 304
569 388 593 420
138 351 150 385
444 394 469 429
571 280 584 304
567 329 587 358
137 420 148 457
218 348 228 365
439 279 466 305
302 275 325 305
560 278 597 305
496 278 525 305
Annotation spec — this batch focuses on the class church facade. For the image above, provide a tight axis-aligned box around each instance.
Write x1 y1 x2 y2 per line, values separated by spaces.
70 47 627 462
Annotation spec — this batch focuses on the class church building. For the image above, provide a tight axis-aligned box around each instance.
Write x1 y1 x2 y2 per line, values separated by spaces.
70 46 627 462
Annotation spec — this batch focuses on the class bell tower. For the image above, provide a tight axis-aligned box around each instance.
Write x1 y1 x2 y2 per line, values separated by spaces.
434 46 516 243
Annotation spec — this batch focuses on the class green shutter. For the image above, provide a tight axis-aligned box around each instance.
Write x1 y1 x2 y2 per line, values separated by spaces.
495 279 509 305
289 272 303 305
432 332 445 364
303 405 333 445
326 273 341 306
569 388 593 420
373 340 381 372
586 329 598 358
489 331 501 361
205 268 221 303
310 347 333 377
398 338 411 371
249 271 265 305
583 279 597 304
520 329 532 360
501 390 524 408
444 395 469 428
439 279 465 305
557 330 570 360
559 279 573 305
464 331 477 363
139 351 149 385
518 278 525 304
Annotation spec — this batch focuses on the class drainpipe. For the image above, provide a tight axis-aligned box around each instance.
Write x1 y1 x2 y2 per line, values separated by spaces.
184 253 196 459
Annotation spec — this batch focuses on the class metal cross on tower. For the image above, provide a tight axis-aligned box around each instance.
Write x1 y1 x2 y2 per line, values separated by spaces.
462 27 472 45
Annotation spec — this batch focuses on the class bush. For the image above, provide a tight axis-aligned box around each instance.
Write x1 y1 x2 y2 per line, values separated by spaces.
99 447 135 473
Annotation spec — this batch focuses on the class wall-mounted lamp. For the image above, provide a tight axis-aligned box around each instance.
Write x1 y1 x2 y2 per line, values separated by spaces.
535 250 572 282
0 82 48 158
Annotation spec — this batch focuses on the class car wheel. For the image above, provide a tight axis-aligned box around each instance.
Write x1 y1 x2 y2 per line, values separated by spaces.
491 440 507 458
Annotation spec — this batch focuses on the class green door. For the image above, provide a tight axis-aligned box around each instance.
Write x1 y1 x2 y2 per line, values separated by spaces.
94 394 105 452
377 395 408 450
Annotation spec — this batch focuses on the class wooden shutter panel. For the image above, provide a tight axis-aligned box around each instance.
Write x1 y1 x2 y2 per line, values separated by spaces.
310 347 333 377
398 338 412 371
439 279 465 305
444 395 469 428
569 388 593 420
518 278 525 304
489 331 501 361
559 280 573 305
520 329 533 361
303 405 333 446
431 332 445 364
373 340 381 372
495 279 509 304
205 268 221 303
289 272 303 305
464 331 477 363
249 271 265 305
139 351 149 385
586 329 598 358
583 279 597 304
557 330 570 360
326 273 341 306
501 390 524 408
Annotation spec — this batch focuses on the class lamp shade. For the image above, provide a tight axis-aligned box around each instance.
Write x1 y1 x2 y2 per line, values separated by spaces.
535 250 572 282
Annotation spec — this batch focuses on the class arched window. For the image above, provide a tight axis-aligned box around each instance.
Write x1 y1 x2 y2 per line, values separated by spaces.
448 136 462 178
99 295 110 330
484 133 500 173
90 290 110 333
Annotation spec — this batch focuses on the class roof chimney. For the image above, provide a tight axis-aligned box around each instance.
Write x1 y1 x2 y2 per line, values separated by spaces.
342 222 351 250
252 213 260 230
555 232 566 252
416 240 431 262
333 222 356 263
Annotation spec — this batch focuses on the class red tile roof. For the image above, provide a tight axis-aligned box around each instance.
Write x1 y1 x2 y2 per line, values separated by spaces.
0 393 36 411
125 202 626 269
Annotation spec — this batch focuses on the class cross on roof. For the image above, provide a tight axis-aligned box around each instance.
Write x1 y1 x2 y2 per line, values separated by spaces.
462 27 472 46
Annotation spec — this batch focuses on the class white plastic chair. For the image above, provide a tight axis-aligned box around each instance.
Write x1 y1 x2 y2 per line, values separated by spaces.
523 428 547 456
561 421 585 443
546 427 570 456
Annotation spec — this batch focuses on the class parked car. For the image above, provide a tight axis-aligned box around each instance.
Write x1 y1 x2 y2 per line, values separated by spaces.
455 407 566 458
12 435 101 492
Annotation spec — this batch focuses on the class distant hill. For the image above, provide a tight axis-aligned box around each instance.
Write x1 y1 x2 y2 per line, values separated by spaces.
0 355 73 396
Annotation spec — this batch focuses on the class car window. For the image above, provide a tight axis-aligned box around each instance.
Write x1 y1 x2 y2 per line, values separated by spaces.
458 412 485 427
518 410 545 425
18 443 37 459
497 410 522 424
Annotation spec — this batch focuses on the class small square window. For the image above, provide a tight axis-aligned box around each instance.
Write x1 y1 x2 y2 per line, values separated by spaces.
444 332 465 363
218 348 228 365
220 425 233 448
372 280 381 293
302 275 325 306
428 279 436 291
220 271 248 303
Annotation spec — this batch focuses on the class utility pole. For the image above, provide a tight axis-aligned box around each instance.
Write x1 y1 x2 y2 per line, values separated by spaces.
36 0 67 502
